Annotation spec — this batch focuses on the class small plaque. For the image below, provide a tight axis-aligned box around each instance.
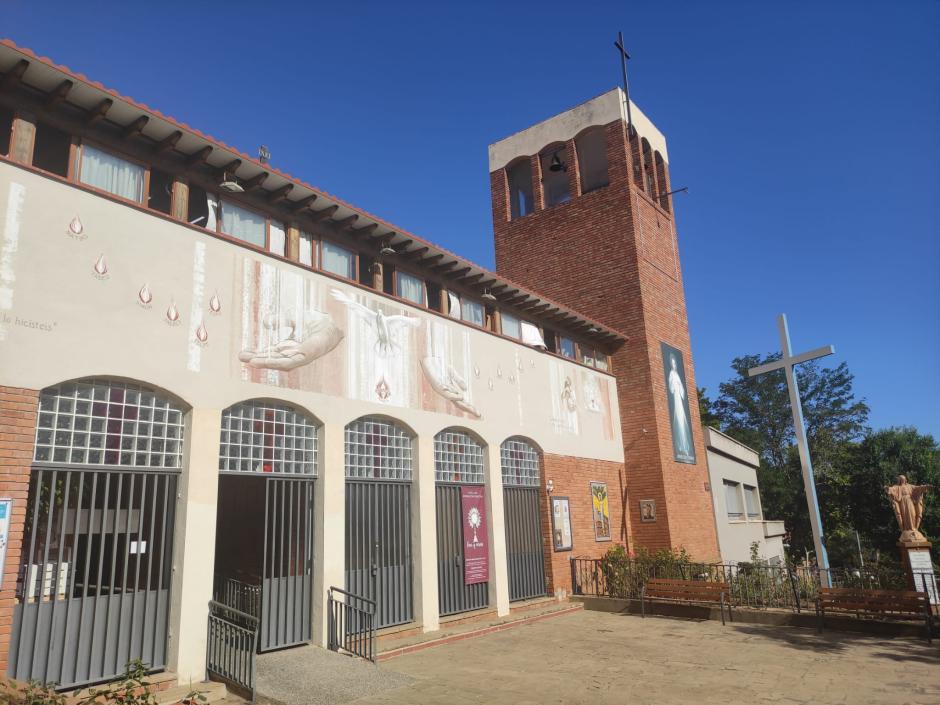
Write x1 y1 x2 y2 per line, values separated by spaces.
551 497 573 551
639 499 656 523
908 549 938 605
0 499 11 589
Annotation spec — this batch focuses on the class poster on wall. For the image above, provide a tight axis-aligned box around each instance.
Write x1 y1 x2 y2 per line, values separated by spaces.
461 486 489 584
0 499 11 588
590 482 611 541
551 496 573 551
661 342 696 464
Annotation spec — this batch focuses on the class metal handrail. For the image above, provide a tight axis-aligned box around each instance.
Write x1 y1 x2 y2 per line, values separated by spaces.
328 585 377 663
209 599 260 627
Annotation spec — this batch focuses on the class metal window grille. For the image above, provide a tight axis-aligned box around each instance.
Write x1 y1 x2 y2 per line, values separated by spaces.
219 401 318 475
344 417 413 480
33 379 184 468
434 430 484 484
500 438 540 487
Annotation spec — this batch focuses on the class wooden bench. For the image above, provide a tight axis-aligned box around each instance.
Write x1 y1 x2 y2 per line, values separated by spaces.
815 587 933 643
640 578 732 625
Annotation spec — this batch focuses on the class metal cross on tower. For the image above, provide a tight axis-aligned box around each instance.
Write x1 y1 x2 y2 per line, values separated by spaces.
614 31 636 137
748 314 835 587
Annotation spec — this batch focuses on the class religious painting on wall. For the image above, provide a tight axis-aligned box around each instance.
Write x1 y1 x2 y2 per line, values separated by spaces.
551 496 573 551
640 499 656 523
590 482 611 541
661 342 696 464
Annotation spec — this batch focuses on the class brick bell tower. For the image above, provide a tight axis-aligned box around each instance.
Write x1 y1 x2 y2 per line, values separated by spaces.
488 88 720 560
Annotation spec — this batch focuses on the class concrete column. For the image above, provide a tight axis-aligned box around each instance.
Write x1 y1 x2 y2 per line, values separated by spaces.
168 407 221 683
413 433 439 632
485 443 510 616
313 422 345 646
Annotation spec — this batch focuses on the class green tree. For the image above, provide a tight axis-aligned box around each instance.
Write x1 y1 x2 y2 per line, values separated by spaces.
710 353 870 559
697 387 721 430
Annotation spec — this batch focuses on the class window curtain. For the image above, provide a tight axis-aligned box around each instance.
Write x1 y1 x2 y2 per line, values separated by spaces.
461 299 485 327
521 321 546 348
724 482 743 517
299 232 315 266
79 145 144 202
221 201 265 247
447 292 461 319
397 272 424 305
268 221 286 256
323 242 354 278
501 314 521 339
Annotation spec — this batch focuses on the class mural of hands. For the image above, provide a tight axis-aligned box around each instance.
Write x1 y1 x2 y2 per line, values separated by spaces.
238 311 344 371
420 356 482 418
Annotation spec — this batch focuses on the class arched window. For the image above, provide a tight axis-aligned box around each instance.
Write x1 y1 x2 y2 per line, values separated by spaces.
506 158 534 219
434 429 485 484
641 138 656 195
345 416 413 480
34 379 184 468
575 128 609 194
539 145 571 207
219 399 318 475
654 151 670 212
500 437 541 487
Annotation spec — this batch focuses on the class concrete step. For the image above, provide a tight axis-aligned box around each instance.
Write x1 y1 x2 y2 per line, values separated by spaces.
155 680 228 705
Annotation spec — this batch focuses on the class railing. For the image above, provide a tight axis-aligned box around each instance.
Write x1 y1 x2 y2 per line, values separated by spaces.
570 557 936 613
327 586 377 663
215 574 262 620
207 600 259 700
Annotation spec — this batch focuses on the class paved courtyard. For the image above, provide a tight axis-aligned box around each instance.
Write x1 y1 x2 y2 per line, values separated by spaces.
254 609 940 705
354 609 939 705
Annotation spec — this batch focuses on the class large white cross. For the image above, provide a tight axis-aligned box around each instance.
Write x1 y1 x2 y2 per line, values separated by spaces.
748 314 834 586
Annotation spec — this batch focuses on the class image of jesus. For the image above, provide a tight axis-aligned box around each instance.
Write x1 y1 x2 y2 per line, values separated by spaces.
668 355 693 459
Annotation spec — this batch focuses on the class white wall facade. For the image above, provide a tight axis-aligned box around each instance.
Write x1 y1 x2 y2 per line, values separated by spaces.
705 428 786 565
0 164 625 681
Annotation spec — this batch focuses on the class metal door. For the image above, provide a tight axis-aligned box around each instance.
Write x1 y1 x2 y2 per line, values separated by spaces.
259 477 314 652
436 484 488 616
345 480 412 629
503 487 546 602
8 467 177 688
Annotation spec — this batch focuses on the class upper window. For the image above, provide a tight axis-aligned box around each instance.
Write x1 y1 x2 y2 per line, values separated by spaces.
461 299 485 327
506 159 534 219
221 200 266 247
501 313 521 340
268 220 286 256
32 121 71 177
322 240 356 280
396 271 425 306
500 437 540 487
743 485 761 519
576 128 609 193
558 336 576 359
188 185 218 230
540 146 571 207
641 138 655 195
34 379 184 468
148 168 172 215
724 480 743 519
434 430 485 484
0 106 13 157
299 231 316 267
345 416 413 481
78 144 145 203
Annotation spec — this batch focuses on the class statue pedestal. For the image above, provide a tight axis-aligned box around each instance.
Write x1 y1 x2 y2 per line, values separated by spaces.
898 539 938 614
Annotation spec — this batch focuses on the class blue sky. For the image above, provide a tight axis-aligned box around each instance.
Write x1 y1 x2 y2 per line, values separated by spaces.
7 1 939 435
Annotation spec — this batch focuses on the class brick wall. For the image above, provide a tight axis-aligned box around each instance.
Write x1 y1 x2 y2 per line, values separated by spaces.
492 119 719 561
538 453 626 596
0 386 38 675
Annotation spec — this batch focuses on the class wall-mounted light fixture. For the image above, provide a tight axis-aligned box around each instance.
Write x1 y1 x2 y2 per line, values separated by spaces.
481 290 497 302
657 186 688 199
546 479 555 494
379 241 396 257
219 173 244 193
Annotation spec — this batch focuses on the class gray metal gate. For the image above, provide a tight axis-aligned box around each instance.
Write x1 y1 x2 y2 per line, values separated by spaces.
344 417 414 630
345 480 413 629
436 485 488 616
8 468 178 687
9 379 183 689
259 477 313 652
501 438 546 602
434 429 488 617
216 400 319 654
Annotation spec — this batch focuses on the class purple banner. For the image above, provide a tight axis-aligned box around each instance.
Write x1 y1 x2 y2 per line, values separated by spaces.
460 485 489 584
